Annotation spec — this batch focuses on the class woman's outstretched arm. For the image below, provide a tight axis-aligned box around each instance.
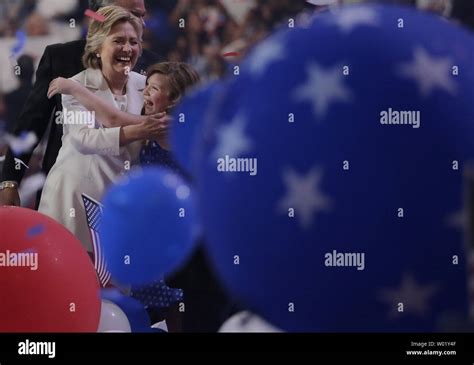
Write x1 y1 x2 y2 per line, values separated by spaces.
48 77 153 128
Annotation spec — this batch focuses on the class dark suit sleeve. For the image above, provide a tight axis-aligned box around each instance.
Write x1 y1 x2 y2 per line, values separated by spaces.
134 49 163 75
1 45 56 183
166 244 240 332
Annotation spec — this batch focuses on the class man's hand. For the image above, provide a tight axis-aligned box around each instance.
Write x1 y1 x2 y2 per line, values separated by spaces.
0 187 21 206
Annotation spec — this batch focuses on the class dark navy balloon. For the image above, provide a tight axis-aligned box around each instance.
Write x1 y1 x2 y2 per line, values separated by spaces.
196 5 474 331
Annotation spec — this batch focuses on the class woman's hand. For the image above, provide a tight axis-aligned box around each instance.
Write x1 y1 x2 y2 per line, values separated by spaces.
47 77 79 99
120 113 174 146
142 112 173 142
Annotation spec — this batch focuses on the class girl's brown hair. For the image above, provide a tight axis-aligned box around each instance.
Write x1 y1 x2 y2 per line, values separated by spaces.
145 62 201 107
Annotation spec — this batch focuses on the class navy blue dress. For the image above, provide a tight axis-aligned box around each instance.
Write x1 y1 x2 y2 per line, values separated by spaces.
130 140 185 317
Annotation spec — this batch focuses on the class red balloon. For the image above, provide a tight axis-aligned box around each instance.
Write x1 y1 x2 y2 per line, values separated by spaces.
0 207 101 332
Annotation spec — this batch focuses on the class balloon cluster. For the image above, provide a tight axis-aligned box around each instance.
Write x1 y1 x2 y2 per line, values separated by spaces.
98 288 160 333
3 4 474 334
180 5 474 331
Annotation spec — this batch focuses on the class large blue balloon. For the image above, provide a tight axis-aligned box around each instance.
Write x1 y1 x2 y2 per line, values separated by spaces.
171 81 224 175
100 167 197 285
196 5 474 331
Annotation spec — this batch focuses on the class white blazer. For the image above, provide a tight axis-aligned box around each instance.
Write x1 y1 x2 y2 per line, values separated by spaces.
39 68 145 253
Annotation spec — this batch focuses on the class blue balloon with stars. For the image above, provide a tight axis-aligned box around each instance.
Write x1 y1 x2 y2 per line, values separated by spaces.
195 5 474 332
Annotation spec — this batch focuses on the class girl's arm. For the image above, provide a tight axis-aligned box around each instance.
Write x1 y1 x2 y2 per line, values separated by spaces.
47 77 153 128
61 93 168 152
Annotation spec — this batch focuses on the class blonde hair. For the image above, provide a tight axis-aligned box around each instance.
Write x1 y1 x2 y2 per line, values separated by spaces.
82 5 143 69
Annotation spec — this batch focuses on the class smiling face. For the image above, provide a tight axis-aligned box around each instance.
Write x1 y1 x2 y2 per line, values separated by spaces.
143 73 172 114
99 21 140 79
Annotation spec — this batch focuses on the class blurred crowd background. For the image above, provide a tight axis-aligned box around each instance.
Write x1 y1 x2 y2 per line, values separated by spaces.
0 0 472 194
0 0 316 95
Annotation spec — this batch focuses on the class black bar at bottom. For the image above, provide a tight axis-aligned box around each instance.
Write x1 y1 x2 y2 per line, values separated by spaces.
0 333 472 361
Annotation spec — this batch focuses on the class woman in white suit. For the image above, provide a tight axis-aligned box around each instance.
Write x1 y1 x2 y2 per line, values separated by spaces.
38 6 164 254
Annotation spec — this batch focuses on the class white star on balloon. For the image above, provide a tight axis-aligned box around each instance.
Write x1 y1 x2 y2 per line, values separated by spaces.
277 167 333 229
378 274 438 318
397 47 457 98
330 7 379 33
292 62 353 119
211 114 253 160
249 38 286 77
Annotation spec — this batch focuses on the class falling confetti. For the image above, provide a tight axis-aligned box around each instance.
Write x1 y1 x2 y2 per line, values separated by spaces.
4 132 37 155
84 9 106 23
18 173 46 204
10 30 26 60
222 51 240 58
